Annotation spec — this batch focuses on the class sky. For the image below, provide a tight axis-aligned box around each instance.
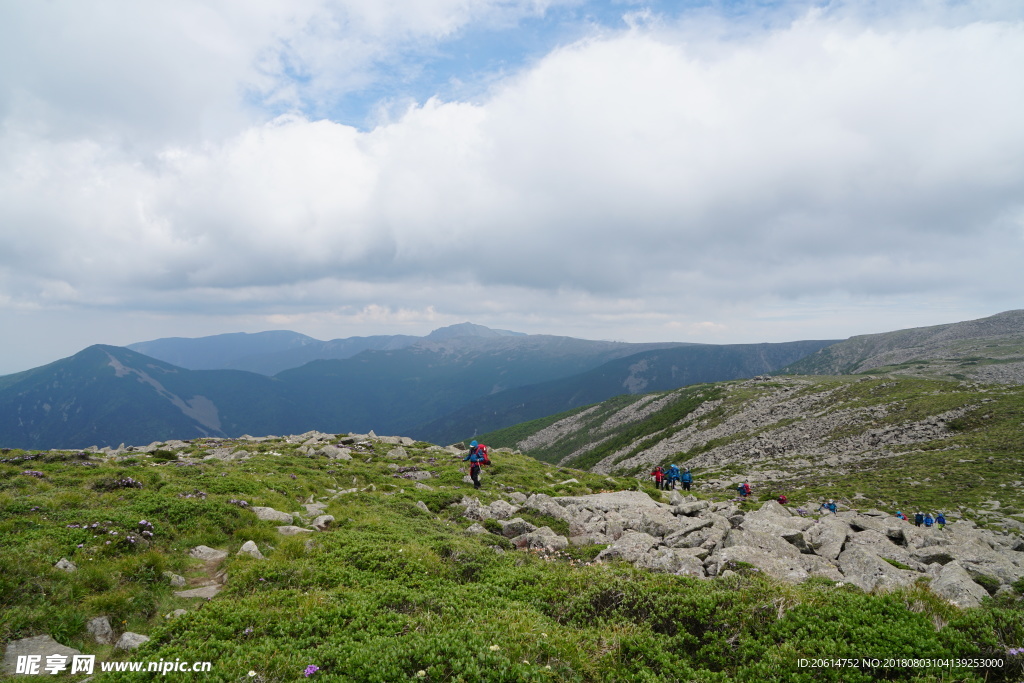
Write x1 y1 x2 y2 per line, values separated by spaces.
1 0 1023 375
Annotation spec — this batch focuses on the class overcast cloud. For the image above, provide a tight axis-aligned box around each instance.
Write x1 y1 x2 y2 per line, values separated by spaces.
1 0 1022 374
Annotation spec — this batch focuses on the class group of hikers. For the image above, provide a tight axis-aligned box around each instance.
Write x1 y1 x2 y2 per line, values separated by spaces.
649 464 694 491
472 453 950 533
896 510 947 529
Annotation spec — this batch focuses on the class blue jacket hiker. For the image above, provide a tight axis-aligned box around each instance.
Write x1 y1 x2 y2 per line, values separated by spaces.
924 513 934 528
936 513 946 530
464 441 487 490
667 464 681 489
681 468 693 491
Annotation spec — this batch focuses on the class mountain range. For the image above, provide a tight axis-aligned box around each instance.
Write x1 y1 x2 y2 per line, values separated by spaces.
0 323 834 450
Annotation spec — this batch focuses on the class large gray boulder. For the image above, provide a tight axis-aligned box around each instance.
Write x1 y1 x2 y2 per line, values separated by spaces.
805 518 851 561
635 547 707 577
54 558 77 573
596 531 660 564
3 636 81 676
708 546 809 583
931 561 991 608
189 546 229 562
499 518 538 538
723 528 802 558
663 517 715 547
510 527 569 552
252 507 294 524
523 493 574 522
837 547 918 593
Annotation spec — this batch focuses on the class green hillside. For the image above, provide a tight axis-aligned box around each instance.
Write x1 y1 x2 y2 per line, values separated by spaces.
2 434 1023 682
480 374 1024 524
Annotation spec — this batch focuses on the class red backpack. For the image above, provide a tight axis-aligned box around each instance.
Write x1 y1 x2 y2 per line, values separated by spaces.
477 444 491 466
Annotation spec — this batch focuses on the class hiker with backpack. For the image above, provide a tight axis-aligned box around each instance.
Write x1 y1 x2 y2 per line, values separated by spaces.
924 513 934 528
936 512 946 530
914 512 924 527
464 441 489 490
737 481 752 499
651 466 666 490
667 464 681 490
681 468 693 492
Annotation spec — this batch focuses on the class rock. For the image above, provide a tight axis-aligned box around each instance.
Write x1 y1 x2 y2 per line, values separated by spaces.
708 546 809 582
311 515 335 530
189 546 228 562
805 518 851 561
252 507 294 524
499 518 537 538
931 561 991 608
486 500 520 520
635 547 707 577
674 500 710 516
723 528 802 558
86 616 114 645
401 470 434 480
115 633 150 651
416 501 432 514
319 445 352 460
303 502 328 516
276 526 313 536
237 541 265 560
837 547 919 593
54 557 77 572
639 507 685 537
386 446 407 459
662 518 715 547
596 531 660 563
414 482 434 491
510 527 569 552
174 585 221 599
163 571 187 587
523 493 574 522
466 523 489 534
3 636 81 676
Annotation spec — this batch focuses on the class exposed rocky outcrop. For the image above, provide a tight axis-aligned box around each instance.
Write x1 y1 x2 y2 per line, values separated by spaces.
459 492 1024 608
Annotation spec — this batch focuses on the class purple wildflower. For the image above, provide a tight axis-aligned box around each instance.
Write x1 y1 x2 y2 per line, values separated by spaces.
304 665 319 677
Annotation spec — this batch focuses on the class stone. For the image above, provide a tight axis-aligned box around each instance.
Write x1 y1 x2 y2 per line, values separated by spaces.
237 541 265 560
319 445 352 460
837 547 918 593
486 499 520 520
416 501 432 514
499 518 537 538
511 527 569 552
635 547 707 577
115 633 150 651
465 523 488 534
414 482 434 491
165 609 188 619
674 500 710 516
3 636 81 676
163 571 187 587
86 616 114 645
252 506 294 524
596 531 660 564
386 446 407 459
931 561 991 608
189 546 228 562
311 515 335 530
54 557 77 572
303 502 328 516
276 525 313 536
174 585 221 599
709 546 809 583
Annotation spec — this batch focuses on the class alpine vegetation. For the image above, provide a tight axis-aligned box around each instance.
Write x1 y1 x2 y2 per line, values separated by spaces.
2 426 1024 682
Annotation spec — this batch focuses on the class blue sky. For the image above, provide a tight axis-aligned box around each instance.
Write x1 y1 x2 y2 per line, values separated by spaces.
0 0 1022 374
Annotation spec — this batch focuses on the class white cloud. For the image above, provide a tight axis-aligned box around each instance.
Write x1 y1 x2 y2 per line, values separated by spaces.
1 1 1023 374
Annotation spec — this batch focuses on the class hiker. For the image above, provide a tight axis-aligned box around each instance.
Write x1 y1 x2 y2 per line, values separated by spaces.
667 464 681 490
463 441 487 490
895 511 907 521
777 494 788 505
737 481 752 499
936 512 946 530
914 512 924 527
681 468 693 491
924 513 934 528
819 500 837 515
651 466 666 490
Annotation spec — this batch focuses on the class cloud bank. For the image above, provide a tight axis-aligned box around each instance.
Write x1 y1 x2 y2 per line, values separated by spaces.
1 1 1022 372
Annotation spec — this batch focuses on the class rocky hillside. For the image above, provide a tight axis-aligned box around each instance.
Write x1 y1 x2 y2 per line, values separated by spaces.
481 374 1024 535
782 309 1024 383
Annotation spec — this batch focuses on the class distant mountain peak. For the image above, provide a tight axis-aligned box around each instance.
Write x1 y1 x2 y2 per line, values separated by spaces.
425 322 526 340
